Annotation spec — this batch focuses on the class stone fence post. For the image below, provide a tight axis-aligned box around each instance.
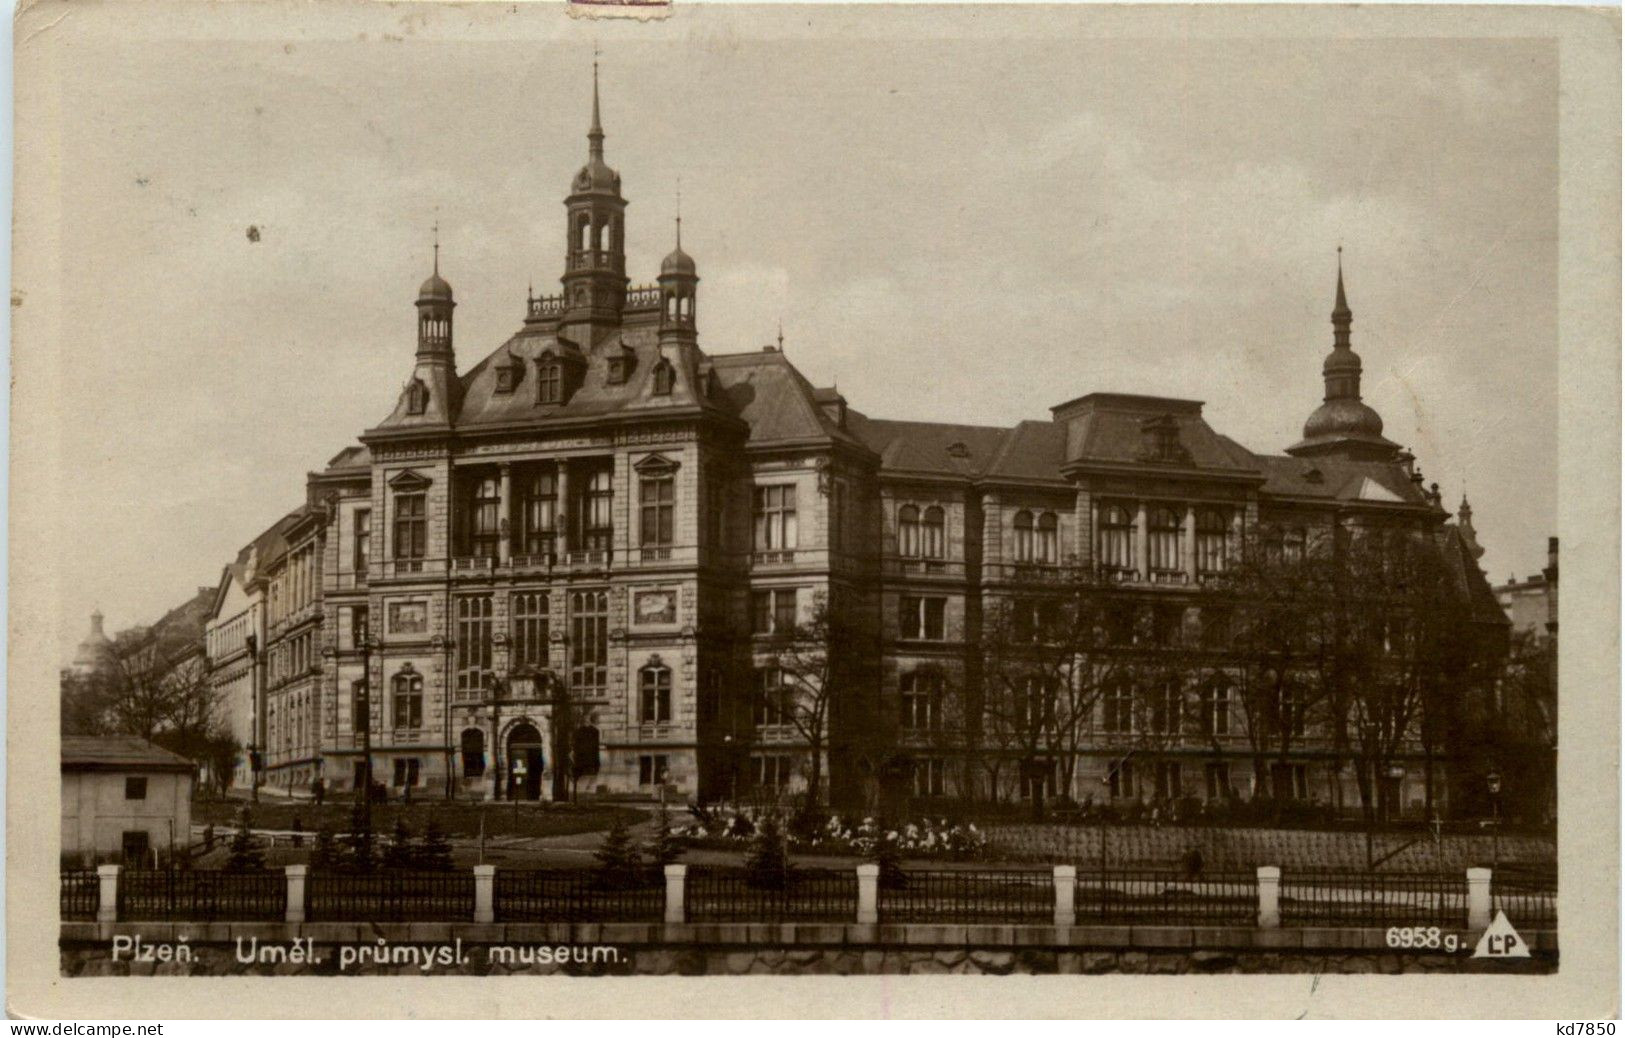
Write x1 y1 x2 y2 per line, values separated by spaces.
473 865 496 924
856 863 879 924
1466 867 1492 931
1256 865 1281 929
96 864 120 928
664 864 687 924
1053 865 1076 926
284 864 307 924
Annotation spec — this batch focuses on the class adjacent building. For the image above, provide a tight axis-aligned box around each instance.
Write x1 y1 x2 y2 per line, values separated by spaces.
204 70 1506 818
61 736 195 866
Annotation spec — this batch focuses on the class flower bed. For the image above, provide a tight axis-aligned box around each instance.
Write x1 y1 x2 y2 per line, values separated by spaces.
675 809 990 862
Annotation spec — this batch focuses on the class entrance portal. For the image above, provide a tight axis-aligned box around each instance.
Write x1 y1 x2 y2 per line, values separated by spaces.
506 722 545 801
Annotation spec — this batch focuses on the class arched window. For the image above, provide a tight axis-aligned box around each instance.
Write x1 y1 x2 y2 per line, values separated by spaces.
1283 526 1307 563
393 669 423 730
575 214 590 254
1148 506 1182 577
1098 504 1136 574
651 359 675 396
1037 512 1059 564
1200 678 1231 736
1102 680 1135 734
897 504 921 557
1013 510 1035 562
461 728 486 778
1196 509 1229 575
537 360 563 404
640 663 672 724
921 506 945 559
405 379 429 416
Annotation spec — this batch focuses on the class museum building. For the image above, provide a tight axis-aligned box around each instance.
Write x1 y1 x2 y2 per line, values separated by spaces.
205 72 1506 816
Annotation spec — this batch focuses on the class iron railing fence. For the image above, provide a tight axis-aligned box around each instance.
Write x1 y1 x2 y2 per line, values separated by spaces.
685 866 859 922
117 868 285 922
1491 875 1557 929
878 869 1054 924
60 870 99 920
306 870 475 922
1076 869 1258 925
1278 870 1466 929
493 868 665 923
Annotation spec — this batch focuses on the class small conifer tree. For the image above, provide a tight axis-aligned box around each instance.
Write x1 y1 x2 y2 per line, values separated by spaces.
744 812 791 891
593 816 643 889
224 808 265 871
417 818 455 872
644 810 683 867
382 819 417 870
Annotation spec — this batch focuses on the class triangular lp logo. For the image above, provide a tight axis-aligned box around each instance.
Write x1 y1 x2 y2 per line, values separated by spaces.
1473 910 1531 958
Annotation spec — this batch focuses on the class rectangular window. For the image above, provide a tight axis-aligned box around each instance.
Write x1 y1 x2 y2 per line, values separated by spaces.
1271 762 1310 801
394 492 426 560
752 485 798 551
511 592 549 669
1154 761 1183 799
1204 762 1232 800
124 776 148 800
753 667 791 727
1108 761 1136 799
1147 507 1182 576
638 754 670 787
751 588 799 635
121 831 151 865
521 471 558 558
1152 681 1182 736
640 666 672 724
455 595 494 695
751 753 793 790
831 481 846 551
1102 683 1134 734
913 758 947 797
465 476 502 559
578 471 614 554
639 475 675 548
570 590 609 695
899 596 946 640
899 672 942 731
1097 504 1137 574
393 758 421 787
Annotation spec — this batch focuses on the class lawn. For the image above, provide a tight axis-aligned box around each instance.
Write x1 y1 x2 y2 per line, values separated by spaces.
192 797 645 841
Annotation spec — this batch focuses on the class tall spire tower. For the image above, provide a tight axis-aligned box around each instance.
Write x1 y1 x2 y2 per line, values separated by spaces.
561 52 628 337
1287 250 1399 461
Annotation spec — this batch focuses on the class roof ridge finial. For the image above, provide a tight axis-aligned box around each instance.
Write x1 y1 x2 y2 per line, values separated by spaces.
432 219 440 276
777 319 784 353
675 176 682 250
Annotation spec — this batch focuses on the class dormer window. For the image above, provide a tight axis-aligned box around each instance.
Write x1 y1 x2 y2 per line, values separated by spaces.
405 378 429 416
651 358 676 396
1140 414 1189 464
607 343 635 385
494 351 524 394
946 441 970 460
537 357 563 405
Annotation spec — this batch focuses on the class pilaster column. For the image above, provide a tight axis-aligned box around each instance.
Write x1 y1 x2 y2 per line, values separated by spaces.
473 864 496 923
1466 867 1492 930
1183 505 1198 584
497 464 512 564
1256 865 1281 928
1134 501 1149 581
284 864 308 923
556 464 571 555
96 864 120 928
856 863 879 924
664 864 687 924
1053 865 1077 927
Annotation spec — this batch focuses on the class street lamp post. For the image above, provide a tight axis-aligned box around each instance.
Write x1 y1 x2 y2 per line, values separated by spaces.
356 620 378 839
1486 771 1503 872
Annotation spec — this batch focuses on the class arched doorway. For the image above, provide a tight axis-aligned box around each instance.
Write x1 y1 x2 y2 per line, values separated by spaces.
506 722 545 801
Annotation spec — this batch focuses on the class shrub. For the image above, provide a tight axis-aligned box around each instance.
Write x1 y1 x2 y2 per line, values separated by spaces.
343 804 376 871
224 808 265 871
382 819 417 869
744 813 791 891
644 810 683 868
593 816 643 889
416 819 455 871
310 827 338 870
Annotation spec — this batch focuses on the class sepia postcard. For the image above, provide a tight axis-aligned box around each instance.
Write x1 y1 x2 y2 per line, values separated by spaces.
7 0 1620 1020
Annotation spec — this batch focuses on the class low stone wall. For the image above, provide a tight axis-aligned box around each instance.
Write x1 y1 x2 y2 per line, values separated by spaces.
985 825 1555 871
59 921 1557 977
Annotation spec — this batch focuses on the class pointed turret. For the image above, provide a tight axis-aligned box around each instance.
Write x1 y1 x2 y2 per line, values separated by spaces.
659 208 699 348
562 55 628 335
1458 495 1485 560
1287 250 1399 460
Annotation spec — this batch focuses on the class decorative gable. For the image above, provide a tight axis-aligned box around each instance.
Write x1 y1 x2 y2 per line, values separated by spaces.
633 452 680 475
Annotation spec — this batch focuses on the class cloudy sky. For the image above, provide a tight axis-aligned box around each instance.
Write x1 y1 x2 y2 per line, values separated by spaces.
38 7 1557 658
